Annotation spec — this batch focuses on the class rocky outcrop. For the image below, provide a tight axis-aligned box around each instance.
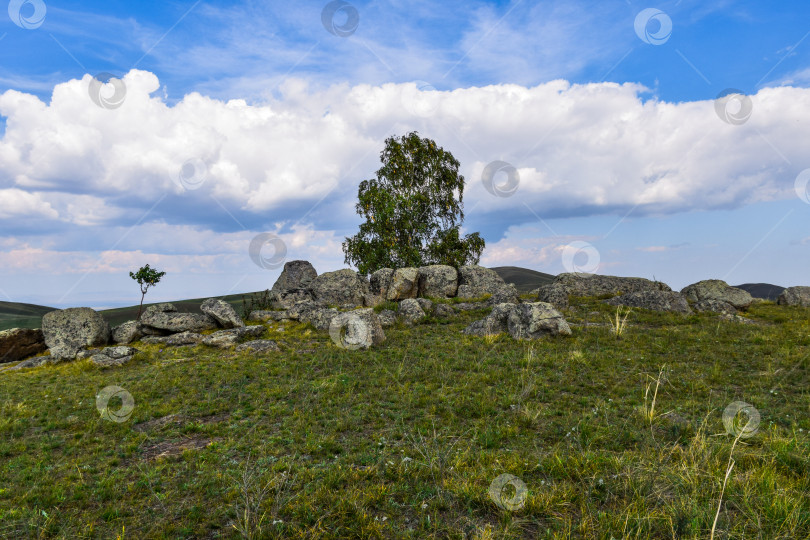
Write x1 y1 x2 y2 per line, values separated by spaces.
369 268 394 300
605 291 693 314
200 298 244 329
328 308 385 349
681 280 753 310
111 321 142 345
777 286 810 307
201 326 265 348
553 273 671 297
485 283 520 306
398 299 426 325
387 268 419 300
139 303 219 333
377 309 397 327
141 331 204 346
693 298 737 315
309 269 370 307
42 307 111 361
0 328 47 363
463 303 571 340
89 346 138 367
417 265 458 298
271 288 314 310
532 283 569 311
456 265 508 299
248 310 287 322
271 260 318 293
433 304 455 318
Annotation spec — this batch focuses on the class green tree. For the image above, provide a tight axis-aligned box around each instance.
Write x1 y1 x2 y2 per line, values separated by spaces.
343 132 485 275
129 264 166 319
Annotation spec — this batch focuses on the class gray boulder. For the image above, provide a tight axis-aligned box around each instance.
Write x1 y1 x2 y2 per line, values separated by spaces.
369 268 394 300
271 288 314 310
417 265 458 298
605 291 693 314
329 308 385 349
236 340 281 354
42 307 111 361
139 303 219 333
90 346 138 367
111 321 142 344
507 303 572 340
309 269 370 307
681 280 753 310
485 283 520 306
284 300 321 321
387 268 419 300
693 298 737 315
398 298 427 325
433 304 455 318
461 303 515 336
248 310 287 322
141 331 204 346
303 308 340 331
201 326 265 348
201 298 244 328
0 328 47 363
415 297 434 314
456 266 508 299
553 273 671 297
377 309 397 327
533 283 569 311
777 286 810 307
271 260 318 292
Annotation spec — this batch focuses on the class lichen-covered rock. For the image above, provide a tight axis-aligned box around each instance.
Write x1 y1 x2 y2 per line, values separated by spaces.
42 307 111 361
681 280 753 310
553 273 671 297
139 303 219 333
271 288 314 310
370 268 394 299
433 304 455 318
111 321 142 345
415 297 434 314
328 308 385 349
507 302 572 340
201 298 244 328
398 298 426 325
605 291 692 314
456 266 508 299
533 283 569 311
236 340 281 354
248 310 287 322
271 260 318 292
777 286 810 307
693 298 737 315
141 331 204 346
304 308 340 331
417 265 458 298
0 328 47 363
485 284 520 306
377 309 397 327
461 303 514 336
90 346 138 367
387 268 419 300
201 326 265 348
309 269 370 307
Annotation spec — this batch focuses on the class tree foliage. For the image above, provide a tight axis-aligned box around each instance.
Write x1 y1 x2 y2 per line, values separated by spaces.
342 131 485 275
129 264 166 319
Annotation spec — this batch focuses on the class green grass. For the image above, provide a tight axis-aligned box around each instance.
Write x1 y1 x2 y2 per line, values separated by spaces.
1 299 809 538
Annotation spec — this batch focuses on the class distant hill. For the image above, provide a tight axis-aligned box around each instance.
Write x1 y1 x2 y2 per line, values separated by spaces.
0 301 59 331
733 283 785 301
491 266 556 293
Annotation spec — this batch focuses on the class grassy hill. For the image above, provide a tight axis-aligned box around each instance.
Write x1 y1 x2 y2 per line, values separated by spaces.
733 283 785 301
0 296 808 537
491 266 556 293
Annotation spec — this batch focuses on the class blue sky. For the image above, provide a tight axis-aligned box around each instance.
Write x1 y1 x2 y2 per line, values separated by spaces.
1 0 809 308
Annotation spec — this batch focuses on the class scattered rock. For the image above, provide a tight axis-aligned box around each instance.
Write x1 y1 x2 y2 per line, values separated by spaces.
433 304 455 318
0 328 47 364
417 265 458 298
235 340 281 354
507 302 572 340
387 268 419 300
377 309 397 327
415 297 434 314
271 260 318 293
303 308 340 331
681 280 753 310
271 288 314 309
398 298 426 325
456 265 508 299
328 308 385 349
200 298 244 328
485 283 520 306
4 354 52 371
553 273 671 297
248 310 287 322
693 298 737 315
112 321 142 345
42 307 111 361
90 346 138 367
139 303 219 333
453 302 489 312
201 326 265 348
141 331 204 346
309 269 370 307
777 286 810 307
718 313 757 325
284 300 321 321
605 291 693 314
533 283 569 311
461 303 514 336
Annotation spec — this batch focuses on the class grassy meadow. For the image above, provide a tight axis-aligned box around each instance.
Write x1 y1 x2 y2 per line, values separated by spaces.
0 294 808 538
